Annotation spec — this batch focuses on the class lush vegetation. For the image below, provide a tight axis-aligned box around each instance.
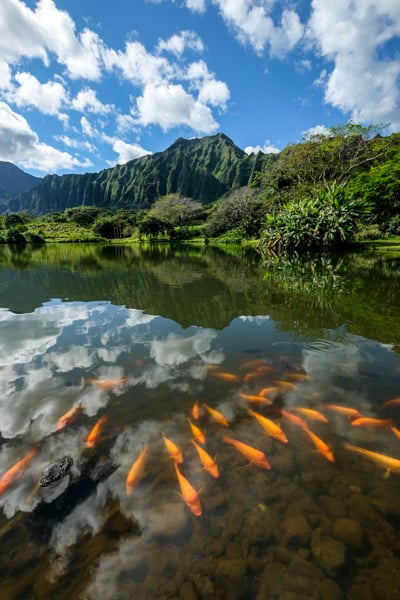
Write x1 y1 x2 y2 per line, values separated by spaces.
1 123 399 252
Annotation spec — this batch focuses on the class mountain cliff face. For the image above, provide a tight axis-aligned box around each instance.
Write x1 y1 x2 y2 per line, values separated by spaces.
0 162 42 211
7 134 272 214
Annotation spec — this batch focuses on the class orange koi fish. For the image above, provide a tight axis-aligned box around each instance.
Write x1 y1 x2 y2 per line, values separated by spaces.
381 397 400 409
187 419 205 445
162 432 183 464
191 440 219 478
322 405 362 420
126 445 149 495
204 403 230 427
191 400 201 420
211 371 240 384
273 380 297 391
390 425 400 441
174 463 202 517
290 407 328 423
258 386 281 399
239 392 272 407
248 408 288 443
304 428 334 463
0 448 39 495
86 377 127 390
57 402 84 431
243 366 273 383
279 409 308 431
224 436 271 470
344 442 400 475
287 372 312 382
86 415 108 448
351 417 392 430
239 359 271 372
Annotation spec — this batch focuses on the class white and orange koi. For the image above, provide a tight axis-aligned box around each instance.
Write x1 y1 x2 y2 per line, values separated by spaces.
290 407 328 423
187 419 205 445
86 377 127 391
162 432 183 464
304 428 334 463
57 402 84 431
204 404 230 427
344 442 400 475
191 440 219 478
86 415 108 448
174 463 202 517
0 448 39 495
247 409 288 443
224 436 271 471
126 445 148 495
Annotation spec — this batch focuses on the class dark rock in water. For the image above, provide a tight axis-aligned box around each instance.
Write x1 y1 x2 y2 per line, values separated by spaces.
332 518 364 553
318 578 343 600
282 514 311 547
40 455 73 487
311 528 347 576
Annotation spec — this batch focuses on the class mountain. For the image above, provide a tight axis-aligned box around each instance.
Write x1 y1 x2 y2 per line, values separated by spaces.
0 162 42 211
6 134 273 215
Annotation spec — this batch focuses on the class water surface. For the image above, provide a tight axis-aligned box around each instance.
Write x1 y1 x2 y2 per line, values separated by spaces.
0 243 400 600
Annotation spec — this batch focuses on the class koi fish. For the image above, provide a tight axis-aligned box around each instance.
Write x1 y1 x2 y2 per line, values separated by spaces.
191 400 201 420
239 359 271 372
211 371 240 384
243 366 273 383
322 405 362 419
239 392 272 407
247 409 288 443
191 440 219 478
304 428 334 463
273 380 297 391
258 386 281 399
287 372 312 382
290 407 328 423
344 442 400 475
126 445 148 495
0 448 39 495
224 436 271 470
390 425 400 441
57 403 84 431
381 397 400 409
187 419 205 445
162 432 183 464
279 409 308 430
174 463 202 517
204 404 230 427
351 417 392 430
86 415 108 448
86 377 128 390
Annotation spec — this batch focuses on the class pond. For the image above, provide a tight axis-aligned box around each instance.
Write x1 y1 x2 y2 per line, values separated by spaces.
0 242 400 600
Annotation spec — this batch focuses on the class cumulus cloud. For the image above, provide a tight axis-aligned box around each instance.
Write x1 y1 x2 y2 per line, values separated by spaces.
110 139 152 164
71 87 113 114
5 71 66 115
0 102 93 172
307 0 400 129
245 140 280 155
157 30 204 56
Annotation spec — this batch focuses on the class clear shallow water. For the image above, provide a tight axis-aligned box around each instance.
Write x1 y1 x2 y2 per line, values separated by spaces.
0 244 400 599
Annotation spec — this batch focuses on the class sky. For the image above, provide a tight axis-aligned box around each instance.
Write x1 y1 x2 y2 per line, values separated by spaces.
0 0 399 177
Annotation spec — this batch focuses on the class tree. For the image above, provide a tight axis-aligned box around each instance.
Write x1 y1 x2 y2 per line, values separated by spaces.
147 195 204 228
261 122 389 202
205 188 267 239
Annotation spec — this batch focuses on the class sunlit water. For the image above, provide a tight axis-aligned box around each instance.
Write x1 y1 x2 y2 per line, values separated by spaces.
0 243 400 600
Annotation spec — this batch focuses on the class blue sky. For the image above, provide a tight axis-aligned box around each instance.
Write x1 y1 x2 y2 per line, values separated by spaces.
0 0 399 176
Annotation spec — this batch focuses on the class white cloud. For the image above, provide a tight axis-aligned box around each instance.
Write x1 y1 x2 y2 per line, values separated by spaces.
302 124 329 139
71 87 112 114
104 41 174 86
134 82 219 132
0 102 93 172
6 71 66 115
308 0 400 129
111 139 152 164
157 30 204 56
212 1 304 56
245 140 280 154
186 60 230 107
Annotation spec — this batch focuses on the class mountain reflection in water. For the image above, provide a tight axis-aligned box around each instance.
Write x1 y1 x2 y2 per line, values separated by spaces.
0 244 399 599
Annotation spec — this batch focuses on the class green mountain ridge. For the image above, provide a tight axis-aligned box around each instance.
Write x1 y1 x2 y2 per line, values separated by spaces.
4 133 274 215
0 161 42 209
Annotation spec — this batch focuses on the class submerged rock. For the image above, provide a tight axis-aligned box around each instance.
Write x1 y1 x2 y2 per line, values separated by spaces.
39 455 73 488
311 528 347 576
332 518 364 553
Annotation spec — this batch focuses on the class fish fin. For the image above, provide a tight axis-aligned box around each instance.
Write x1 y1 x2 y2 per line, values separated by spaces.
383 469 391 479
